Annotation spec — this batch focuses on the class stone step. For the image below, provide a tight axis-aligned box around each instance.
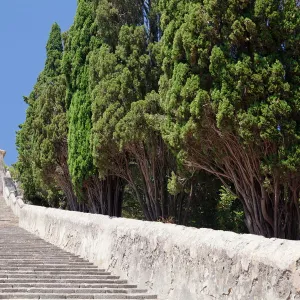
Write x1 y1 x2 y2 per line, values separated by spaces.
0 197 157 299
0 247 67 249
0 279 128 284
0 262 97 266
0 283 137 288
0 250 79 253
0 288 148 293
0 265 106 270
0 241 59 244
0 254 80 257
0 294 157 299
0 257 86 260
0 271 111 275
0 274 120 279
0 264 100 268
0 267 106 272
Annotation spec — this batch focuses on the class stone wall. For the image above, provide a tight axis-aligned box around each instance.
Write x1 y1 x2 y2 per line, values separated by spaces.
1 171 24 217
0 149 6 195
1 161 300 299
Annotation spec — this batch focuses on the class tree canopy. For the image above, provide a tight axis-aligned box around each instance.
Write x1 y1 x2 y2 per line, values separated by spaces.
16 0 300 239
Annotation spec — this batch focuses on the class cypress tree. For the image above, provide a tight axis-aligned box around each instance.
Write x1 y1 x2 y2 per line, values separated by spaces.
63 0 124 216
16 23 77 209
159 0 300 238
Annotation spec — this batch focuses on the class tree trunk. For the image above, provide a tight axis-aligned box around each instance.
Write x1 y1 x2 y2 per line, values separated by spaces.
83 175 124 217
186 125 300 240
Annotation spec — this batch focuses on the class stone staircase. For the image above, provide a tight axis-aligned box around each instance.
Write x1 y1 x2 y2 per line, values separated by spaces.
0 197 157 299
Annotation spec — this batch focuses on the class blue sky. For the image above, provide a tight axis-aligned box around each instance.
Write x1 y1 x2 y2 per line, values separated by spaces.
0 1 77 165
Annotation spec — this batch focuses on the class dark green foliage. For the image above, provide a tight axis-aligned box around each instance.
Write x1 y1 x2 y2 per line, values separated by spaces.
16 23 75 209
16 0 300 238
63 0 125 215
89 2 197 222
159 0 300 238
62 0 96 189
45 23 63 77
217 187 247 233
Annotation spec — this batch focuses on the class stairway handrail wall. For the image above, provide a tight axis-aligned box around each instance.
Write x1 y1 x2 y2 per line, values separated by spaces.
2 170 24 217
1 165 300 299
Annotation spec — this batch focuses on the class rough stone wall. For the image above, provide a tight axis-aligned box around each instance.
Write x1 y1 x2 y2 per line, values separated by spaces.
17 204 300 300
2 167 300 299
0 149 6 195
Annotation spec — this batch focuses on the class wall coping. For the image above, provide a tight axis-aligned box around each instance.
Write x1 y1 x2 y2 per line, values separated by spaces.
1 160 300 299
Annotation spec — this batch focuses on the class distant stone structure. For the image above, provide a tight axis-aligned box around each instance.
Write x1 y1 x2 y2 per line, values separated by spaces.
0 151 157 300
0 149 6 194
2 150 300 299
0 149 6 168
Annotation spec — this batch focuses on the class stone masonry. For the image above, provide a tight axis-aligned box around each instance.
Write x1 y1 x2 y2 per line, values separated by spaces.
0 150 157 299
0 150 6 195
2 149 300 299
